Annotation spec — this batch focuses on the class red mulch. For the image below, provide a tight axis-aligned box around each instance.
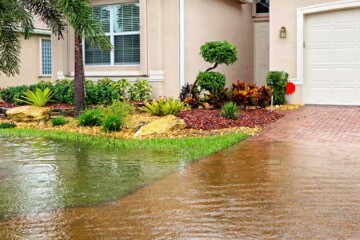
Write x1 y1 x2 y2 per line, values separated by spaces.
177 109 284 130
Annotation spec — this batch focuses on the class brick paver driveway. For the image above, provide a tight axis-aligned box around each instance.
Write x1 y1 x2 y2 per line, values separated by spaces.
254 105 360 144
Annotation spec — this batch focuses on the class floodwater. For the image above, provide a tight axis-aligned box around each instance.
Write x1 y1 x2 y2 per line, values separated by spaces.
1 137 360 239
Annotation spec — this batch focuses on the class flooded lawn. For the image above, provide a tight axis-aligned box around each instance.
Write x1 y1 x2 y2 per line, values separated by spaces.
1 134 360 239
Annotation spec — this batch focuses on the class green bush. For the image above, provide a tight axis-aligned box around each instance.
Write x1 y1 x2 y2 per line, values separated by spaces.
17 88 54 107
141 98 184 116
0 85 29 104
266 71 288 105
197 71 226 93
103 101 132 116
78 108 103 127
221 102 239 120
51 116 69 127
29 80 54 92
53 79 74 104
94 78 130 105
129 79 152 101
200 41 238 66
101 113 124 132
0 122 16 129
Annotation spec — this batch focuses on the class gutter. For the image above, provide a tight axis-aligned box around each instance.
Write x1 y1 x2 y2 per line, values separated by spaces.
179 0 185 90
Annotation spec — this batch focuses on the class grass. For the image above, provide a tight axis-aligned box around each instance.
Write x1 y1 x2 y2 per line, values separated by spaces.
0 128 248 162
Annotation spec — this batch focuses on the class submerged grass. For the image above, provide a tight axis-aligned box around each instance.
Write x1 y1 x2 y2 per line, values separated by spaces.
0 128 248 162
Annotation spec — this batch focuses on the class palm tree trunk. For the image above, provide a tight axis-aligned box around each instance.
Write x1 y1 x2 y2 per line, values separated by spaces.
74 33 85 117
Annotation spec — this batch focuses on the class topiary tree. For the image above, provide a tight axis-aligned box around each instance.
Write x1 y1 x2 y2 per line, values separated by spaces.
192 41 238 96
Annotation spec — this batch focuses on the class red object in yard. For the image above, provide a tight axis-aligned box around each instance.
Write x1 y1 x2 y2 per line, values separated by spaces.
286 82 296 95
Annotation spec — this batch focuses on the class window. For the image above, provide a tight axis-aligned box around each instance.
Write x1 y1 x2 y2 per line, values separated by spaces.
85 3 140 65
253 0 270 17
41 39 52 75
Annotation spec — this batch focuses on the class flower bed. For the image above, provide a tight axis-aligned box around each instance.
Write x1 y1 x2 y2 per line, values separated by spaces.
177 109 283 130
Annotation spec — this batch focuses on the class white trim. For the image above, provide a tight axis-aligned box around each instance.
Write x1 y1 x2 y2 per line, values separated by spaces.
296 0 360 104
33 29 51 35
179 0 185 90
68 70 164 80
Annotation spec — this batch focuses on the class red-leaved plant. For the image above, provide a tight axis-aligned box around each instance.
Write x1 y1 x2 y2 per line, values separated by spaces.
231 81 272 109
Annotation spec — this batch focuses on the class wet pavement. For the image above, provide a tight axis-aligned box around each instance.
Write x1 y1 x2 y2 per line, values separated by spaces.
1 105 360 239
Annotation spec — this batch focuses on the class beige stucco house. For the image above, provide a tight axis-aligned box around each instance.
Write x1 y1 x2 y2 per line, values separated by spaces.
3 0 360 106
0 17 52 87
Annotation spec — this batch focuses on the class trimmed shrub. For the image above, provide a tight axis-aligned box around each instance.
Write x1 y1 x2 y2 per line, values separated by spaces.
78 108 103 127
200 41 238 66
0 122 16 129
0 85 29 104
51 116 69 126
94 78 130 105
266 71 288 105
53 79 74 104
29 80 54 92
197 72 226 94
129 79 152 101
221 102 239 120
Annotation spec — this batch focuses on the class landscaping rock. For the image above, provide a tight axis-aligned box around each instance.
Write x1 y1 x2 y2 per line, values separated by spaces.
6 106 51 122
134 115 186 137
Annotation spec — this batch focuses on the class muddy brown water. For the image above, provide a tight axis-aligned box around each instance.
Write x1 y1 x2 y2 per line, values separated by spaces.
1 137 360 239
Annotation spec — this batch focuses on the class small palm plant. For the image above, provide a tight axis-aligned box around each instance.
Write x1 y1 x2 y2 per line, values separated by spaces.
17 88 54 107
221 102 240 120
141 98 184 116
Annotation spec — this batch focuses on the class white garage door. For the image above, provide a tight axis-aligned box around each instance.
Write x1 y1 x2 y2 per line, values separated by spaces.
305 8 360 105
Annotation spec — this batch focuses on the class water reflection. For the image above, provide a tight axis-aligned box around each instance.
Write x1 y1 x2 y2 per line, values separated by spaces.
0 136 182 219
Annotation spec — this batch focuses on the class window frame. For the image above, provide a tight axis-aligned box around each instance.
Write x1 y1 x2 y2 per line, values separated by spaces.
252 0 270 19
83 2 141 67
39 38 52 76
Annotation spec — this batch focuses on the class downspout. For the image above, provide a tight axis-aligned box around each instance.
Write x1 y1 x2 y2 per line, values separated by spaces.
179 0 185 90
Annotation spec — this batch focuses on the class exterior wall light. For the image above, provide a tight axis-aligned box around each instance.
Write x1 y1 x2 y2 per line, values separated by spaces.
279 26 287 39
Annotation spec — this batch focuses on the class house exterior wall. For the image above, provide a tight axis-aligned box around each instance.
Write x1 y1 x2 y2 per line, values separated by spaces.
184 0 254 87
52 0 253 98
270 0 346 104
0 34 51 87
52 0 178 98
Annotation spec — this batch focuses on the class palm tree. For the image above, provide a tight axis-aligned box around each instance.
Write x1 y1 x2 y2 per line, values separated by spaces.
0 0 112 116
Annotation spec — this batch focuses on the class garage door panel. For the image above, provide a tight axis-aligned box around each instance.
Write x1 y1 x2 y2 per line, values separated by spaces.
306 67 331 83
332 87 357 103
308 29 331 43
333 28 356 43
333 48 357 62
333 9 357 23
308 48 332 63
307 13 331 26
333 67 356 83
305 9 360 105
307 87 331 104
